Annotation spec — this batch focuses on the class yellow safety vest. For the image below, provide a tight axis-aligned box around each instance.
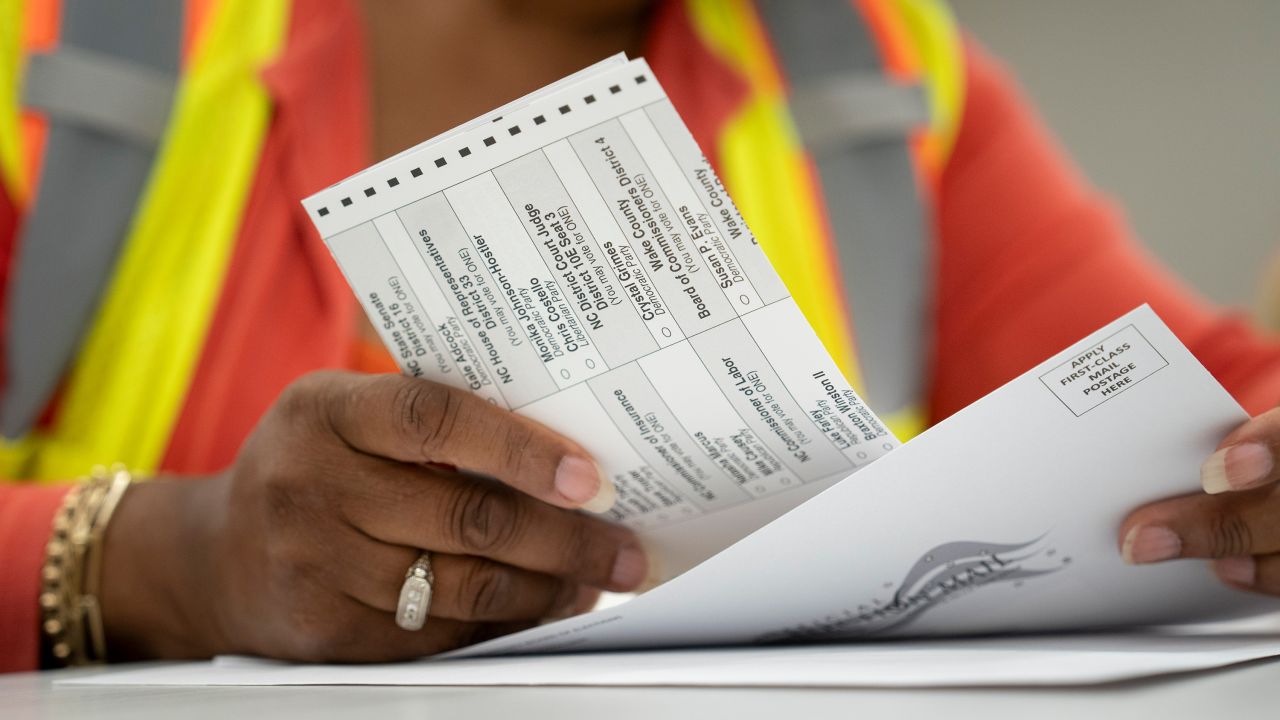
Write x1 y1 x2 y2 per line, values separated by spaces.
0 0 289 480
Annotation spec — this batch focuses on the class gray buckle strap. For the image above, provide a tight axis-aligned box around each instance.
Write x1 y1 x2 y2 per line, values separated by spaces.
1 0 183 439
789 76 929 149
23 47 176 146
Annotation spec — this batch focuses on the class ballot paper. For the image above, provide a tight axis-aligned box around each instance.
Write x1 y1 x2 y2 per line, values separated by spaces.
436 304 1276 658
61 633 1280 688
302 55 896 578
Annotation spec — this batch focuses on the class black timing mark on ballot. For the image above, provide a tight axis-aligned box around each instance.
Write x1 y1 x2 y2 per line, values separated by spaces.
311 73 651 224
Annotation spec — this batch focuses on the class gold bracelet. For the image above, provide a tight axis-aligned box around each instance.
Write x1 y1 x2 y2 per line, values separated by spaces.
39 465 133 666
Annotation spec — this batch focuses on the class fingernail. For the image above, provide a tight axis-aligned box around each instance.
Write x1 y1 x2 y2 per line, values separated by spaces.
581 475 617 514
610 543 648 590
1213 556 1257 588
555 457 615 512
1202 442 1273 494
1122 525 1182 564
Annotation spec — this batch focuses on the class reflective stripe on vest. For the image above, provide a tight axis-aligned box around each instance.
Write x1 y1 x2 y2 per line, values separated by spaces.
2 0 184 439
0 0 290 480
685 0 962 439
758 0 929 432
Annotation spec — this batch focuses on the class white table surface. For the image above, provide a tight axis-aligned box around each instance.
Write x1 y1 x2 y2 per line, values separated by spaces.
6 656 1280 720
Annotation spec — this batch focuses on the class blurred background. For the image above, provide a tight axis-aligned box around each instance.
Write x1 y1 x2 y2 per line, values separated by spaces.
953 0 1280 324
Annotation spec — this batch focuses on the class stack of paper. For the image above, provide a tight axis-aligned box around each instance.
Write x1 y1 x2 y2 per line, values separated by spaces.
63 631 1280 687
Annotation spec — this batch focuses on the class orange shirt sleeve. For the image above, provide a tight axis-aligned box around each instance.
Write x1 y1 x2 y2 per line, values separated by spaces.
0 483 69 672
928 39 1280 422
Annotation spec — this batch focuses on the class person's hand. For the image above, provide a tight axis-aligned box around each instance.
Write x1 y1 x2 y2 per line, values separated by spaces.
1119 407 1280 595
99 371 647 662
